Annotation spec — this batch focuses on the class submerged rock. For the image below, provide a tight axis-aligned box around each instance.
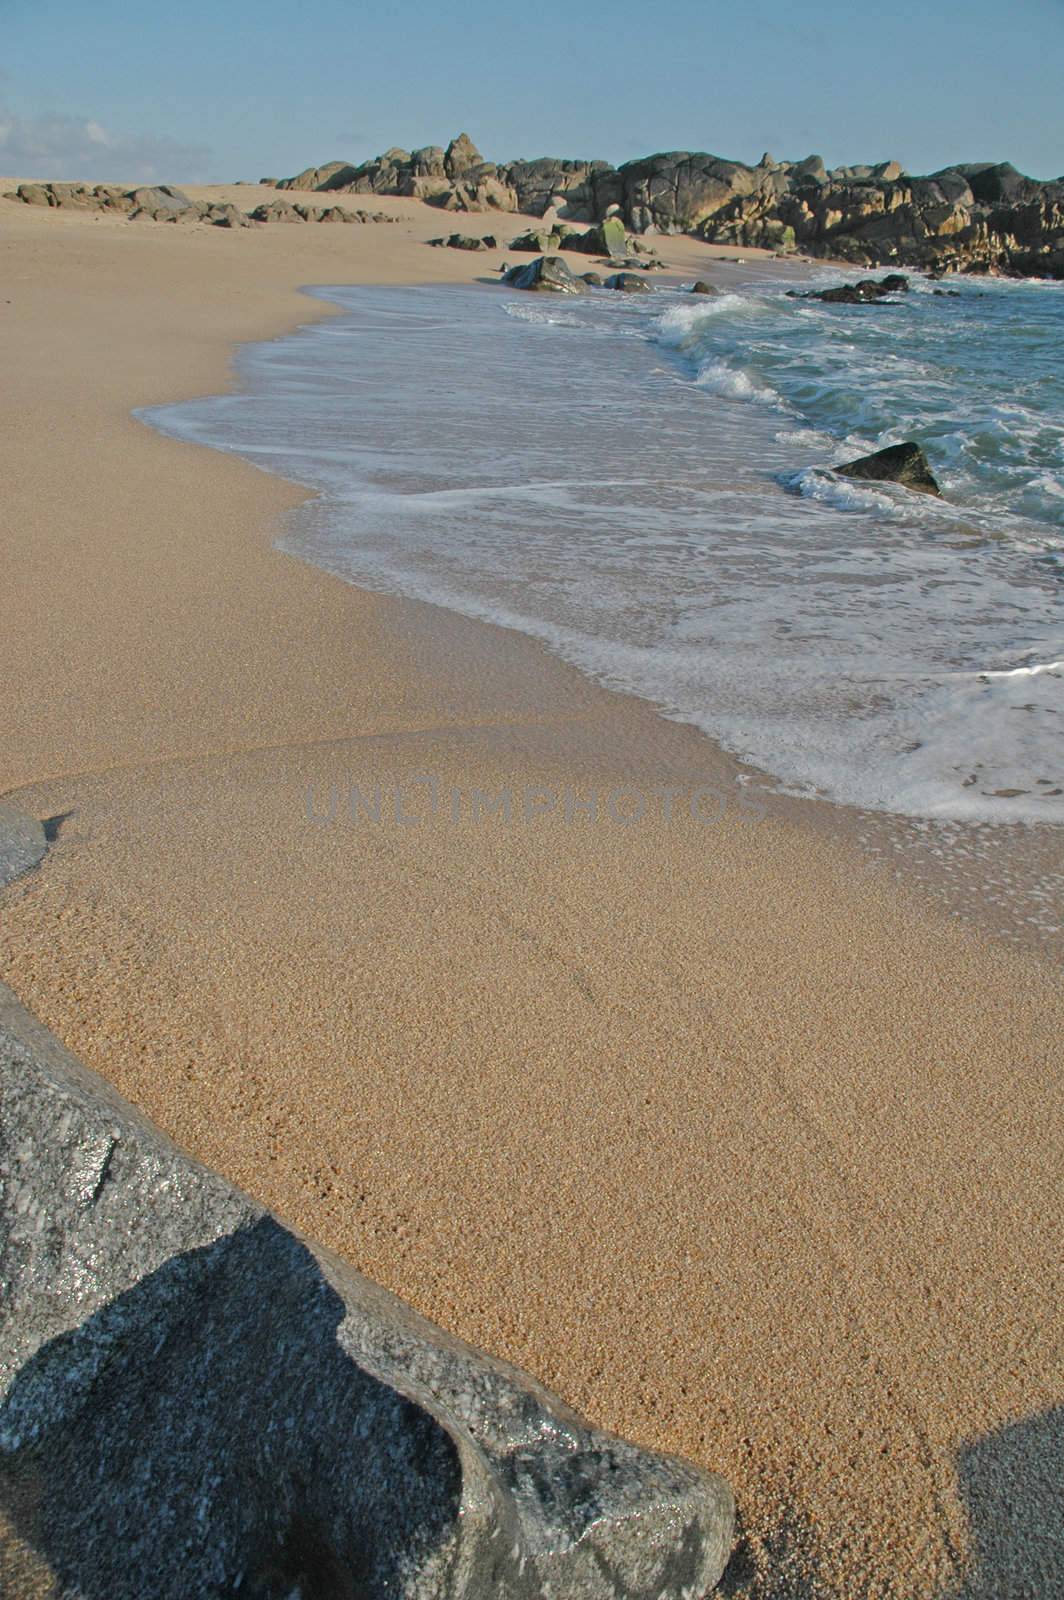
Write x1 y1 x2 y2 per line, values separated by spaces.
0 925 734 1598
691 280 719 294
502 254 586 293
796 274 910 304
837 441 942 497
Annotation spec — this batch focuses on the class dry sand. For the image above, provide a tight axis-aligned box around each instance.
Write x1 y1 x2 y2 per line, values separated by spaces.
0 187 1061 1598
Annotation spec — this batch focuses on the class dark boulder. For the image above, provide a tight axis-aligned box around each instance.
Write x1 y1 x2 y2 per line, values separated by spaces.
582 271 604 286
606 272 652 292
794 274 910 304
837 441 941 497
691 280 719 294
502 254 587 293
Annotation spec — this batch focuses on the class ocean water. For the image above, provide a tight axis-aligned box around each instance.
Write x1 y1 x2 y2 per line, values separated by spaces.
142 272 1064 825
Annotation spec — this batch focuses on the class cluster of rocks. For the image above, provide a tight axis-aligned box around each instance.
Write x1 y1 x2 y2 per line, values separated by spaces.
692 157 1064 277
0 805 735 1600
3 182 398 229
3 181 233 222
274 136 1064 277
501 256 656 295
790 272 910 304
249 198 397 225
427 231 498 251
275 133 516 214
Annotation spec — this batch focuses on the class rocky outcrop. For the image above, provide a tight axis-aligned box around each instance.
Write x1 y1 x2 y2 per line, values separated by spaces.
3 183 399 230
0 810 734 1599
10 134 1062 275
837 441 942 497
271 136 1064 276
695 160 1064 277
276 135 517 214
502 255 587 293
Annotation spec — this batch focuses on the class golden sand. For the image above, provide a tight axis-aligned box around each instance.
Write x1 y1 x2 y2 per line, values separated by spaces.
1 187 1061 1597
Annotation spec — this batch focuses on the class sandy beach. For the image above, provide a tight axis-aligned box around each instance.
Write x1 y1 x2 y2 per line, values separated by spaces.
1 186 1062 1597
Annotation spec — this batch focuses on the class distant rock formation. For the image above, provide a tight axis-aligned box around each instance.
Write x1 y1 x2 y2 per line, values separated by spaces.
9 139 1062 275
270 137 1064 277
3 183 400 229
0 805 734 1598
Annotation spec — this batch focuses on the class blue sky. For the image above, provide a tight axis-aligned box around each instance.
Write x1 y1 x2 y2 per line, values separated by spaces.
1 0 1061 184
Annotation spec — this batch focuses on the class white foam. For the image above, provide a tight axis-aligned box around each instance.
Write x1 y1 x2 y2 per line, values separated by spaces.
141 281 1064 827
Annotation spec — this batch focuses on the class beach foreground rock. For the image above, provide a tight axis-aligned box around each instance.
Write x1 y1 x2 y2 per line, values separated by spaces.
0 849 734 1599
838 441 942 497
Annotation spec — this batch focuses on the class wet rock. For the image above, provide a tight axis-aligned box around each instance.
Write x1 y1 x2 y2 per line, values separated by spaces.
837 441 942 497
581 271 604 286
606 271 652 292
0 941 734 1600
502 254 586 293
792 274 910 304
691 280 719 294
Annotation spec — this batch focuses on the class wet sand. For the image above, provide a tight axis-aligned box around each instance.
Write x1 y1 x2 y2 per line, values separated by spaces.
1 186 1062 1598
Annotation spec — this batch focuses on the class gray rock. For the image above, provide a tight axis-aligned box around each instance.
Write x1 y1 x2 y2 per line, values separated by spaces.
581 271 604 286
127 185 195 217
606 272 652 292
0 805 45 891
13 182 52 206
690 280 718 294
502 254 587 293
205 203 254 229
837 441 942 497
0 950 733 1598
248 200 305 223
444 133 483 179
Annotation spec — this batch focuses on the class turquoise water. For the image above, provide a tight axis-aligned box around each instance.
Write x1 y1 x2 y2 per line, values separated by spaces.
142 272 1064 824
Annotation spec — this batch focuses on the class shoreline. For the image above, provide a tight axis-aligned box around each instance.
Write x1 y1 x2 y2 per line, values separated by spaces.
2 192 1063 1598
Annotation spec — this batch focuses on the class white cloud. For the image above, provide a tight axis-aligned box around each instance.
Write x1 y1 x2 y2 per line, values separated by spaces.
0 108 210 183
